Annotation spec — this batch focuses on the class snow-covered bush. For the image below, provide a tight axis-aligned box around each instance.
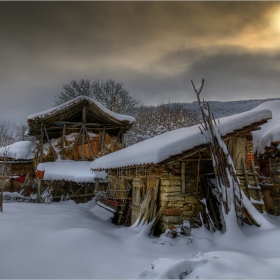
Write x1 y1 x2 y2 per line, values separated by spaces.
164 220 192 238
3 192 31 203
41 187 53 204
94 190 107 201
60 193 70 201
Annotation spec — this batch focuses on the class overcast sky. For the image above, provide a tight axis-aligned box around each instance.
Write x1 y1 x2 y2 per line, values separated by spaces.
1 2 280 124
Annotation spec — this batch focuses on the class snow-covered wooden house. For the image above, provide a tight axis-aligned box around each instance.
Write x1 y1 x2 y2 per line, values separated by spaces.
27 96 135 202
253 100 280 216
0 141 35 194
91 107 271 234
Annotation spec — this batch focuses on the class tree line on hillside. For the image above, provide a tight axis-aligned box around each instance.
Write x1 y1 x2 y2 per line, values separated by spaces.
0 78 199 149
2 78 279 149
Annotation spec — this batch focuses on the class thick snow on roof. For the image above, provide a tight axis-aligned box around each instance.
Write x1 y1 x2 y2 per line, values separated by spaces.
27 96 135 123
37 160 106 182
252 100 280 154
91 107 272 170
0 141 34 160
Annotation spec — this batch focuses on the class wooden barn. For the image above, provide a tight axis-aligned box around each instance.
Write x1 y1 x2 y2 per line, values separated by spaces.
0 141 35 195
253 100 280 216
27 96 135 202
91 107 272 234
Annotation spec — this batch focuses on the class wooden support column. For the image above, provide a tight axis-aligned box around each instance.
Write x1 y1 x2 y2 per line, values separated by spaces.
62 124 66 160
82 125 85 161
101 127 106 152
44 126 56 160
84 126 95 160
95 178 100 191
37 178 41 203
181 161 186 194
82 104 87 161
121 131 125 148
39 123 44 163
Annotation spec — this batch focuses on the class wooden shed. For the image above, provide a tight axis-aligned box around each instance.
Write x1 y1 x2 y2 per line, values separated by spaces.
27 96 135 201
252 100 280 216
0 141 35 195
91 107 271 234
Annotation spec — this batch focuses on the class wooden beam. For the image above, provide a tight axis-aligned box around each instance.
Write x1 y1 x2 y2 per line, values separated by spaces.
57 121 116 126
44 126 56 160
101 127 106 152
121 131 125 148
37 178 41 203
62 124 66 160
82 125 85 161
39 123 44 163
82 104 87 123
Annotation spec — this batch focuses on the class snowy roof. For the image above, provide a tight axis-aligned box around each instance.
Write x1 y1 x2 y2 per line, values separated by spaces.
252 100 280 155
37 160 106 183
91 107 272 170
0 141 34 160
27 96 135 123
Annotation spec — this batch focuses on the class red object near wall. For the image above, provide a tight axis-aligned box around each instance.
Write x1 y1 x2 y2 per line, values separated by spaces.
14 175 26 183
36 170 45 179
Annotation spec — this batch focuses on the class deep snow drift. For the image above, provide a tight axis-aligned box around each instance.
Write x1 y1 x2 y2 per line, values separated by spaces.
0 201 279 279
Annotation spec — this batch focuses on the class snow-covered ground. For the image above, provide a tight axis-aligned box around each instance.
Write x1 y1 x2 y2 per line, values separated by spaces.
0 200 279 279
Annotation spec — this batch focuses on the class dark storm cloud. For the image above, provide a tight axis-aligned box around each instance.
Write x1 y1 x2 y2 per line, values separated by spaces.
0 2 280 124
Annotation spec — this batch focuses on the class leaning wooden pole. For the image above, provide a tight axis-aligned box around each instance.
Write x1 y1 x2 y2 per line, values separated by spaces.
191 79 260 231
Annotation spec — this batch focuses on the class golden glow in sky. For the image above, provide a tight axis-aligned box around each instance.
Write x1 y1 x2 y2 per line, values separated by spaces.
271 7 280 33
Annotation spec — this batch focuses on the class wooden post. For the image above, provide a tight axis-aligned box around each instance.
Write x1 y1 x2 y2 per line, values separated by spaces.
81 104 87 161
181 161 186 194
121 131 125 148
101 127 106 152
37 178 41 203
82 125 85 161
82 104 87 123
39 123 44 163
95 178 100 191
62 124 66 160
44 126 56 160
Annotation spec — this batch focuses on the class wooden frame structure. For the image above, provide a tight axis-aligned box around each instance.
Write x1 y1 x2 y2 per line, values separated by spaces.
27 96 134 202
27 97 134 163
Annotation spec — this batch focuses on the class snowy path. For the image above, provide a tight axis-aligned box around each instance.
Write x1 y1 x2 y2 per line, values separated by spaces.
0 201 279 279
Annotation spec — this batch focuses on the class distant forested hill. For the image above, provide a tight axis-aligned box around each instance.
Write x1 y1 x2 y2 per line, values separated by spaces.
125 98 280 146
176 98 280 119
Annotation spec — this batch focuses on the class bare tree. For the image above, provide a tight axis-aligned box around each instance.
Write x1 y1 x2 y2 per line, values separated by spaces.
92 79 141 115
125 101 199 146
0 120 17 147
53 79 141 115
53 79 92 105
